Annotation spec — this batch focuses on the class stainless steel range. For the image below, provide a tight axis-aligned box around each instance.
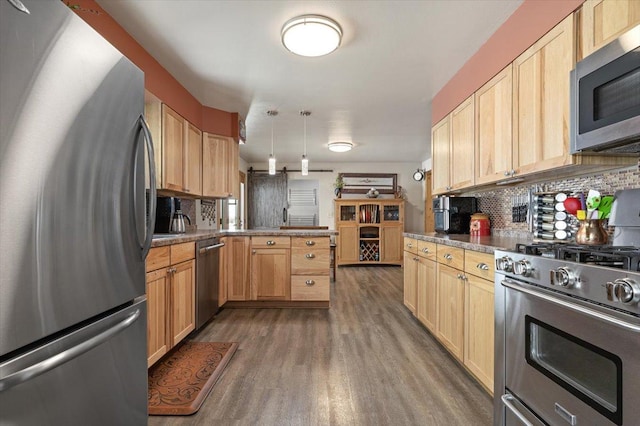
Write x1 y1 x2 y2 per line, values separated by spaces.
494 242 640 426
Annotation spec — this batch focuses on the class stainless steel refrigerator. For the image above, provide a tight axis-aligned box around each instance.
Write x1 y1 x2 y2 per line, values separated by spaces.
0 0 156 424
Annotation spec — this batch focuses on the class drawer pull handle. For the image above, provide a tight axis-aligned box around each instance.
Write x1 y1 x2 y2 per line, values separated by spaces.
422 248 429 253
305 280 315 286
305 253 315 259
305 240 315 246
477 263 489 270
406 243 413 248
444 254 453 260
266 240 275 246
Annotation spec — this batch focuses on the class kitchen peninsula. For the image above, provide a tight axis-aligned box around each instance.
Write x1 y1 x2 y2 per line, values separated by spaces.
146 229 335 366
150 229 336 308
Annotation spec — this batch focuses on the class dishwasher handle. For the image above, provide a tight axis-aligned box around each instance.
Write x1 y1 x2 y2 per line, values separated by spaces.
198 242 225 254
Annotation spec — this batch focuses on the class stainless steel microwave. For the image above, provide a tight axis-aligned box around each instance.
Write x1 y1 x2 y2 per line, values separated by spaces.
570 24 640 154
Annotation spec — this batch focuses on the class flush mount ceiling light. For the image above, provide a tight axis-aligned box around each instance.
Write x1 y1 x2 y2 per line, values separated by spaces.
328 141 353 152
281 15 342 57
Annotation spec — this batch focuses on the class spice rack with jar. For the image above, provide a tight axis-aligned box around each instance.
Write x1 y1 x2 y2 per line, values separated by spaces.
532 192 572 242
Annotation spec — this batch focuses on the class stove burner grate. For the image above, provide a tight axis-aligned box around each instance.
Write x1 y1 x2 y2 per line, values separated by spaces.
514 243 640 271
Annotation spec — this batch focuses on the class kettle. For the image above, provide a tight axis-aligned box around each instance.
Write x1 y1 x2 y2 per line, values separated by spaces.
170 210 191 234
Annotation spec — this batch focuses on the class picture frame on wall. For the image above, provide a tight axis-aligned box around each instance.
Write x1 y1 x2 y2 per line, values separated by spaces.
339 173 397 194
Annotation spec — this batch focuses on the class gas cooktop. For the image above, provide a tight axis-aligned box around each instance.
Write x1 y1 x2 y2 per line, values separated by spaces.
514 243 640 272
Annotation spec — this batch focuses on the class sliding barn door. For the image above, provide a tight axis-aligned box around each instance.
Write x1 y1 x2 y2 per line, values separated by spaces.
248 172 288 229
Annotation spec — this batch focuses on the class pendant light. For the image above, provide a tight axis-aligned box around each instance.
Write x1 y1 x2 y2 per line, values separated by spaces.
267 110 278 175
300 110 310 176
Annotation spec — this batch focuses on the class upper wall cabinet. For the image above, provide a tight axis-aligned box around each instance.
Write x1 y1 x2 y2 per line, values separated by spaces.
145 102 202 196
202 133 238 199
512 14 575 176
432 94 475 195
475 64 513 185
580 0 640 59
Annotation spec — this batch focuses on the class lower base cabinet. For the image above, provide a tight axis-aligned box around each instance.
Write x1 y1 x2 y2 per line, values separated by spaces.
464 274 494 391
145 242 196 367
403 240 494 394
435 263 465 361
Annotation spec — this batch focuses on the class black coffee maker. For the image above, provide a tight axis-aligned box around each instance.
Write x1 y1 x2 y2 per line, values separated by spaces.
155 196 185 233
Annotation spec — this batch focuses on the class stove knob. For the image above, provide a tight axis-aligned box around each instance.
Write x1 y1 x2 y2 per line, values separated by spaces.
513 260 533 277
550 267 576 288
496 256 514 272
607 279 640 304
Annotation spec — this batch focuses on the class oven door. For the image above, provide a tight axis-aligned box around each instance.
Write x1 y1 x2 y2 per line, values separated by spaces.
503 278 640 426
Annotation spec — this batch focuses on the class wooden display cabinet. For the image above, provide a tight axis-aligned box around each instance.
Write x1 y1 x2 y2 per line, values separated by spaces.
335 199 404 266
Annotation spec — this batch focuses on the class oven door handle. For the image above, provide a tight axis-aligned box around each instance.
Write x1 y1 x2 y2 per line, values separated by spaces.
502 279 640 333
501 394 534 426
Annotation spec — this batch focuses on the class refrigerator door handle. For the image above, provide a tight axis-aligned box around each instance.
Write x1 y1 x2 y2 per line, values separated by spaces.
7 0 30 14
0 309 141 392
137 114 156 258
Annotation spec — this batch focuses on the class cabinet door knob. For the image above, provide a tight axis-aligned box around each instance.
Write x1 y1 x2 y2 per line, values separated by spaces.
476 263 489 270
252 249 256 254
305 240 315 246
266 240 275 246
444 254 453 260
422 248 429 253
305 253 315 259
457 273 462 279
407 243 413 248
305 280 315 286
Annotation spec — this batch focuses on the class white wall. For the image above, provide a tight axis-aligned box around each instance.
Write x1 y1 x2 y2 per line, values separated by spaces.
247 161 425 233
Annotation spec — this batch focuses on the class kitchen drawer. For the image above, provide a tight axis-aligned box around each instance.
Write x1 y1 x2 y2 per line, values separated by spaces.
146 246 170 272
170 242 195 264
404 237 418 254
417 240 437 260
252 236 291 248
291 248 330 275
464 250 495 280
292 236 330 249
436 245 464 270
291 275 330 301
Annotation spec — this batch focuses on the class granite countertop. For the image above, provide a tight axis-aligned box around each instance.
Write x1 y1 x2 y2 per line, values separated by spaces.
151 229 337 247
403 232 532 254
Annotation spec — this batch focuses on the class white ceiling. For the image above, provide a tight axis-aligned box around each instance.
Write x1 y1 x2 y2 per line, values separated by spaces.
97 0 523 165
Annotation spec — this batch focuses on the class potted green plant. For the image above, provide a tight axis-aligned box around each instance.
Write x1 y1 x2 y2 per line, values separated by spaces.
333 175 344 198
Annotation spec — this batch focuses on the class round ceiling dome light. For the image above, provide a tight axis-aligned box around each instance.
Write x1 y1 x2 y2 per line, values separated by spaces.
328 141 353 152
281 15 342 57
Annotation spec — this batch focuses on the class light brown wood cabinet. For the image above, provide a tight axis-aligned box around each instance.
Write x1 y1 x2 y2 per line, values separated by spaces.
435 245 465 361
184 121 202 196
432 95 475 195
431 117 451 195
464 251 495 394
513 14 575 176
145 242 195 367
290 237 330 301
475 64 514 185
335 199 404 266
432 9 636 195
403 244 418 314
145 103 202 196
580 0 640 59
403 241 495 394
222 236 250 301
416 241 437 332
251 237 291 300
202 133 238 199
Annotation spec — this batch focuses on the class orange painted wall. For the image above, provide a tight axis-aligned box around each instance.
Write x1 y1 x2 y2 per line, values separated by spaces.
70 0 234 136
431 0 585 124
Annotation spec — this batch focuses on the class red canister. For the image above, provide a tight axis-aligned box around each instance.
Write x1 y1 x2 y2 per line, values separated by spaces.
470 213 491 236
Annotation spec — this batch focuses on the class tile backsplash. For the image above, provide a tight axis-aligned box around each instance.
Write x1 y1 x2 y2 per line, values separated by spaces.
466 162 639 235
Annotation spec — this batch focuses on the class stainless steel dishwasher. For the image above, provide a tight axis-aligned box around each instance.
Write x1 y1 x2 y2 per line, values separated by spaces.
196 237 224 330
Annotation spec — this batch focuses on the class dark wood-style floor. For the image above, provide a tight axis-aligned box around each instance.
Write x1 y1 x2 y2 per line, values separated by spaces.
149 266 493 425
